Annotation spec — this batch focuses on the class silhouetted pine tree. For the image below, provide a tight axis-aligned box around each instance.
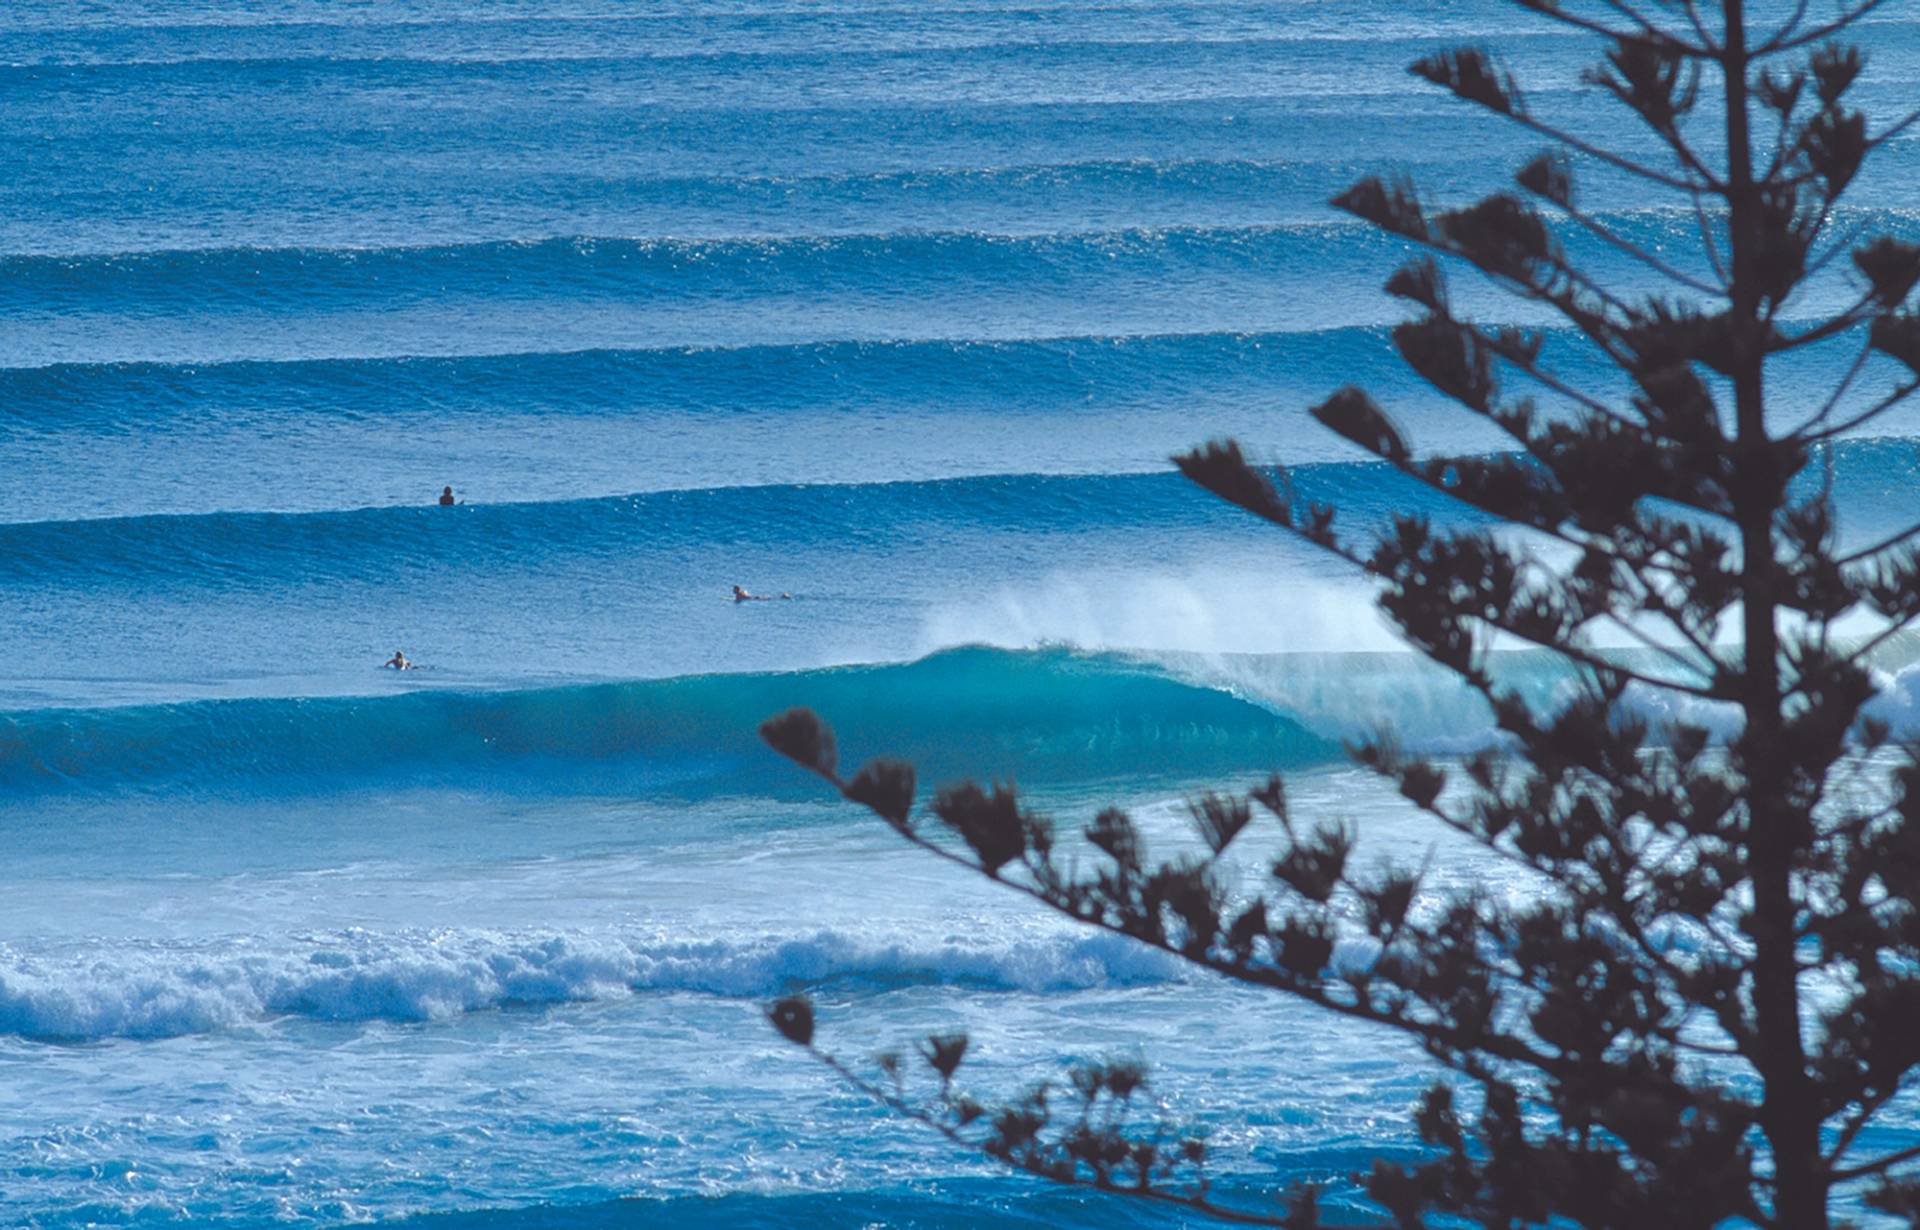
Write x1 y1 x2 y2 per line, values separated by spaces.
761 2 1920 1224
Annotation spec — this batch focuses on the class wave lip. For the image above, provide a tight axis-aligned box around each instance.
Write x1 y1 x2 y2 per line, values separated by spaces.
0 646 1337 797
0 927 1184 1042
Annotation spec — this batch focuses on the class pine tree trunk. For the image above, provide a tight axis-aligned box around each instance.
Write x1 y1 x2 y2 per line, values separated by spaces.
1722 4 1824 1223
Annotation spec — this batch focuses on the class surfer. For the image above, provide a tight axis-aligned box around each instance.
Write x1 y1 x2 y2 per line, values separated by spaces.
438 485 456 506
732 585 795 602
384 649 413 670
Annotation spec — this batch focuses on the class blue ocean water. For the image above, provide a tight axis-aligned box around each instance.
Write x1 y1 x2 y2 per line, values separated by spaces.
7 1 1920 1226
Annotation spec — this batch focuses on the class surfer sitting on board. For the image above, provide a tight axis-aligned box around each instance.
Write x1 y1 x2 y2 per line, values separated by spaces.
438 485 457 506
384 649 413 670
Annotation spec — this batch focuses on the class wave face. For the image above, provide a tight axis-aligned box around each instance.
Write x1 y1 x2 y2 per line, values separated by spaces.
0 647 1335 795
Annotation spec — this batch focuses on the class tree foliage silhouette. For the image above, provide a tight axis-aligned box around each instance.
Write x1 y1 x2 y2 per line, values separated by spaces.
762 2 1920 1224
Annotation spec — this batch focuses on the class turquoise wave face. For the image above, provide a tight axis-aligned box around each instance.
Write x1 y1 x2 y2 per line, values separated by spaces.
0 646 1337 796
21 632 1917 801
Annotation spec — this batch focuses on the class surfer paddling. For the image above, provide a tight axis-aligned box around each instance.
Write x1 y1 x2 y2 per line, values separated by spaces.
732 585 792 602
384 649 414 670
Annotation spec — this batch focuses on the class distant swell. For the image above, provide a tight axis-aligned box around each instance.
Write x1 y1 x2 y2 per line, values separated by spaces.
0 329 1411 420
0 213 1727 321
0 224 1388 310
0 465 1447 584
0 646 1336 796
6 439 1917 582
3 33 1465 72
0 927 1186 1042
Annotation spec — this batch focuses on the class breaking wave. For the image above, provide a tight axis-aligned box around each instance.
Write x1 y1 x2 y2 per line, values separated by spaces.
0 646 1336 796
0 927 1187 1042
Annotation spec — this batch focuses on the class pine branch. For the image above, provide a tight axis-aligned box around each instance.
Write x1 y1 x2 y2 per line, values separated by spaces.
1343 705 1749 1056
1799 377 1920 445
1678 0 1720 50
793 1047 1330 1227
1827 1078 1911 1171
1513 0 1713 56
1770 290 1878 353
1595 0 1711 51
1758 0 1812 52
1836 614 1919 669
1599 607 1721 681
1788 338 1872 439
1831 1139 1920 1184
768 735 1599 1088
1691 187 1732 285
1868 104 1920 153
1300 514 1733 701
1753 0 1890 55
1550 198 1728 297
1839 517 1920 567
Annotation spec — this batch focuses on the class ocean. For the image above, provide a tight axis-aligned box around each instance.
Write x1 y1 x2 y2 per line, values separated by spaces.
6 1 1920 1226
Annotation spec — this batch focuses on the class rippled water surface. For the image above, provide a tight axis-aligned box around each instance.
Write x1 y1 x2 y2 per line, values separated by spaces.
8 1 1920 1226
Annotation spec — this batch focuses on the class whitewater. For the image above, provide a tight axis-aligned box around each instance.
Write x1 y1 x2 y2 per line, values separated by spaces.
7 1 1920 1226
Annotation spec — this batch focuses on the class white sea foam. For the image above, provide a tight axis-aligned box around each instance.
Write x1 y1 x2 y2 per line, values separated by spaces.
0 928 1187 1042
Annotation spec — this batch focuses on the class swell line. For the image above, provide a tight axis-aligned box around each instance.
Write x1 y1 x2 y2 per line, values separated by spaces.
0 328 1397 435
0 22 1610 73
1 201 1747 266
8 438 1918 581
0 216 1730 327
0 220 1366 269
